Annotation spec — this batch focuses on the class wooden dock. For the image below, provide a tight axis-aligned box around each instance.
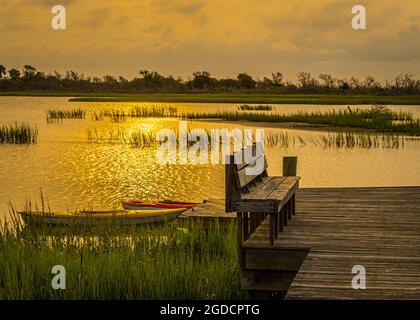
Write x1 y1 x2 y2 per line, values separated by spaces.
183 186 420 299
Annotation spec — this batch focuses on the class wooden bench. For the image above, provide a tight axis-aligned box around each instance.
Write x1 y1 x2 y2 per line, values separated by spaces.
225 144 300 263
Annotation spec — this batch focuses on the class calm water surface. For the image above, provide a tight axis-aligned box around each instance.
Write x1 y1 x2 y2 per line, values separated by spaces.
1 97 420 218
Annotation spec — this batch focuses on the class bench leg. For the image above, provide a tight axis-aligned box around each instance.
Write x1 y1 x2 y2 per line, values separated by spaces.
274 211 279 238
284 203 288 226
288 199 292 220
269 213 275 245
292 194 296 215
243 212 249 240
279 207 284 232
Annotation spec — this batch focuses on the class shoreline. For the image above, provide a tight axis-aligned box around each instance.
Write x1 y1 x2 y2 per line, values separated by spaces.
0 92 419 105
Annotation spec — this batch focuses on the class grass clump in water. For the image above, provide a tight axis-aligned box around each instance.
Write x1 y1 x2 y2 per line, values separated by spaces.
46 108 87 123
239 105 273 111
0 123 38 144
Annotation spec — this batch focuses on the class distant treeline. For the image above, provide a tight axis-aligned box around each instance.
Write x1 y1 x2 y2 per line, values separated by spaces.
0 65 419 95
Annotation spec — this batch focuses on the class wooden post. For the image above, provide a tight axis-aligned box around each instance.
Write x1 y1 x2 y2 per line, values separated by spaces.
283 156 298 176
225 155 240 212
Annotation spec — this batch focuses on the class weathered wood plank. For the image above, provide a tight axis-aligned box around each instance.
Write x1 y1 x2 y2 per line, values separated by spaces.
188 187 420 299
241 176 287 200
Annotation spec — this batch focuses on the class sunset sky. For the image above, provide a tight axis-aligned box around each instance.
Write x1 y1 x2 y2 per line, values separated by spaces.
0 0 419 81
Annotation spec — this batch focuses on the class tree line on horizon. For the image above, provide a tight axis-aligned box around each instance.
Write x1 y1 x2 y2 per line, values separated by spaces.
0 64 419 95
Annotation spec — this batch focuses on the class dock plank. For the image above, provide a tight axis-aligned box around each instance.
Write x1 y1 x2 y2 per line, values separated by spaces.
270 187 420 299
184 186 420 299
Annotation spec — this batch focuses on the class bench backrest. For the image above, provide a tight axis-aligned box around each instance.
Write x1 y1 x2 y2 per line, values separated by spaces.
225 142 268 212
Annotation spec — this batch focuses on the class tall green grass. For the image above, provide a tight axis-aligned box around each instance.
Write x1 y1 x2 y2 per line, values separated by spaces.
0 123 38 144
0 208 241 299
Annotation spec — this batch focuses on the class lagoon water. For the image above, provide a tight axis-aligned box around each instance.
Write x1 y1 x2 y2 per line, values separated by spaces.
1 96 420 218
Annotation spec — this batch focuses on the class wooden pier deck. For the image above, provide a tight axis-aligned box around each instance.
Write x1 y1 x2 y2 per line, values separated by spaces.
183 186 420 299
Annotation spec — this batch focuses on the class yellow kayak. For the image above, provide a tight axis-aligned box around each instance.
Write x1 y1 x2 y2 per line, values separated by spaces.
19 208 188 226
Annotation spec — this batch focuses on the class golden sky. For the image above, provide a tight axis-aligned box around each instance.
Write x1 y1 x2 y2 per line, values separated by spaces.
0 0 419 81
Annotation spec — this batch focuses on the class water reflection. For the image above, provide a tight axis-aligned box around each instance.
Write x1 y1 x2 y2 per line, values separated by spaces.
1 97 420 218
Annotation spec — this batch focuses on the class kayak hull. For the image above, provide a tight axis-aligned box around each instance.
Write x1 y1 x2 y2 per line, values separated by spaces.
19 208 187 226
122 200 198 210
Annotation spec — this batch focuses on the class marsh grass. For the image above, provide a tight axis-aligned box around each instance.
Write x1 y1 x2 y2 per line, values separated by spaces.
239 105 273 111
179 106 420 135
316 132 404 149
129 106 178 118
46 108 87 123
90 111 103 121
0 123 38 144
86 125 403 150
89 105 420 135
86 128 128 144
0 207 241 299
89 106 179 123
100 110 127 123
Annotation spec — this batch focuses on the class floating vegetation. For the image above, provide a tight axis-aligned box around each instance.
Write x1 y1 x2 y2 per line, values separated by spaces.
238 105 273 111
0 123 38 144
46 108 87 123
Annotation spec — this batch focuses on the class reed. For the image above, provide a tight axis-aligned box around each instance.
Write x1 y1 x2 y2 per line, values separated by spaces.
0 207 242 299
90 111 103 121
129 106 178 118
238 105 273 111
86 125 403 150
86 128 127 144
316 132 404 149
0 123 38 144
46 108 87 123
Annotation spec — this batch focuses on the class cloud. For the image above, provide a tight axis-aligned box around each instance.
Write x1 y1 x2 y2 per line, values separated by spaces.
0 0 418 80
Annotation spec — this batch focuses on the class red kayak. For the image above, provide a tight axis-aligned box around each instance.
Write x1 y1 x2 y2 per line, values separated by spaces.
122 200 200 211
